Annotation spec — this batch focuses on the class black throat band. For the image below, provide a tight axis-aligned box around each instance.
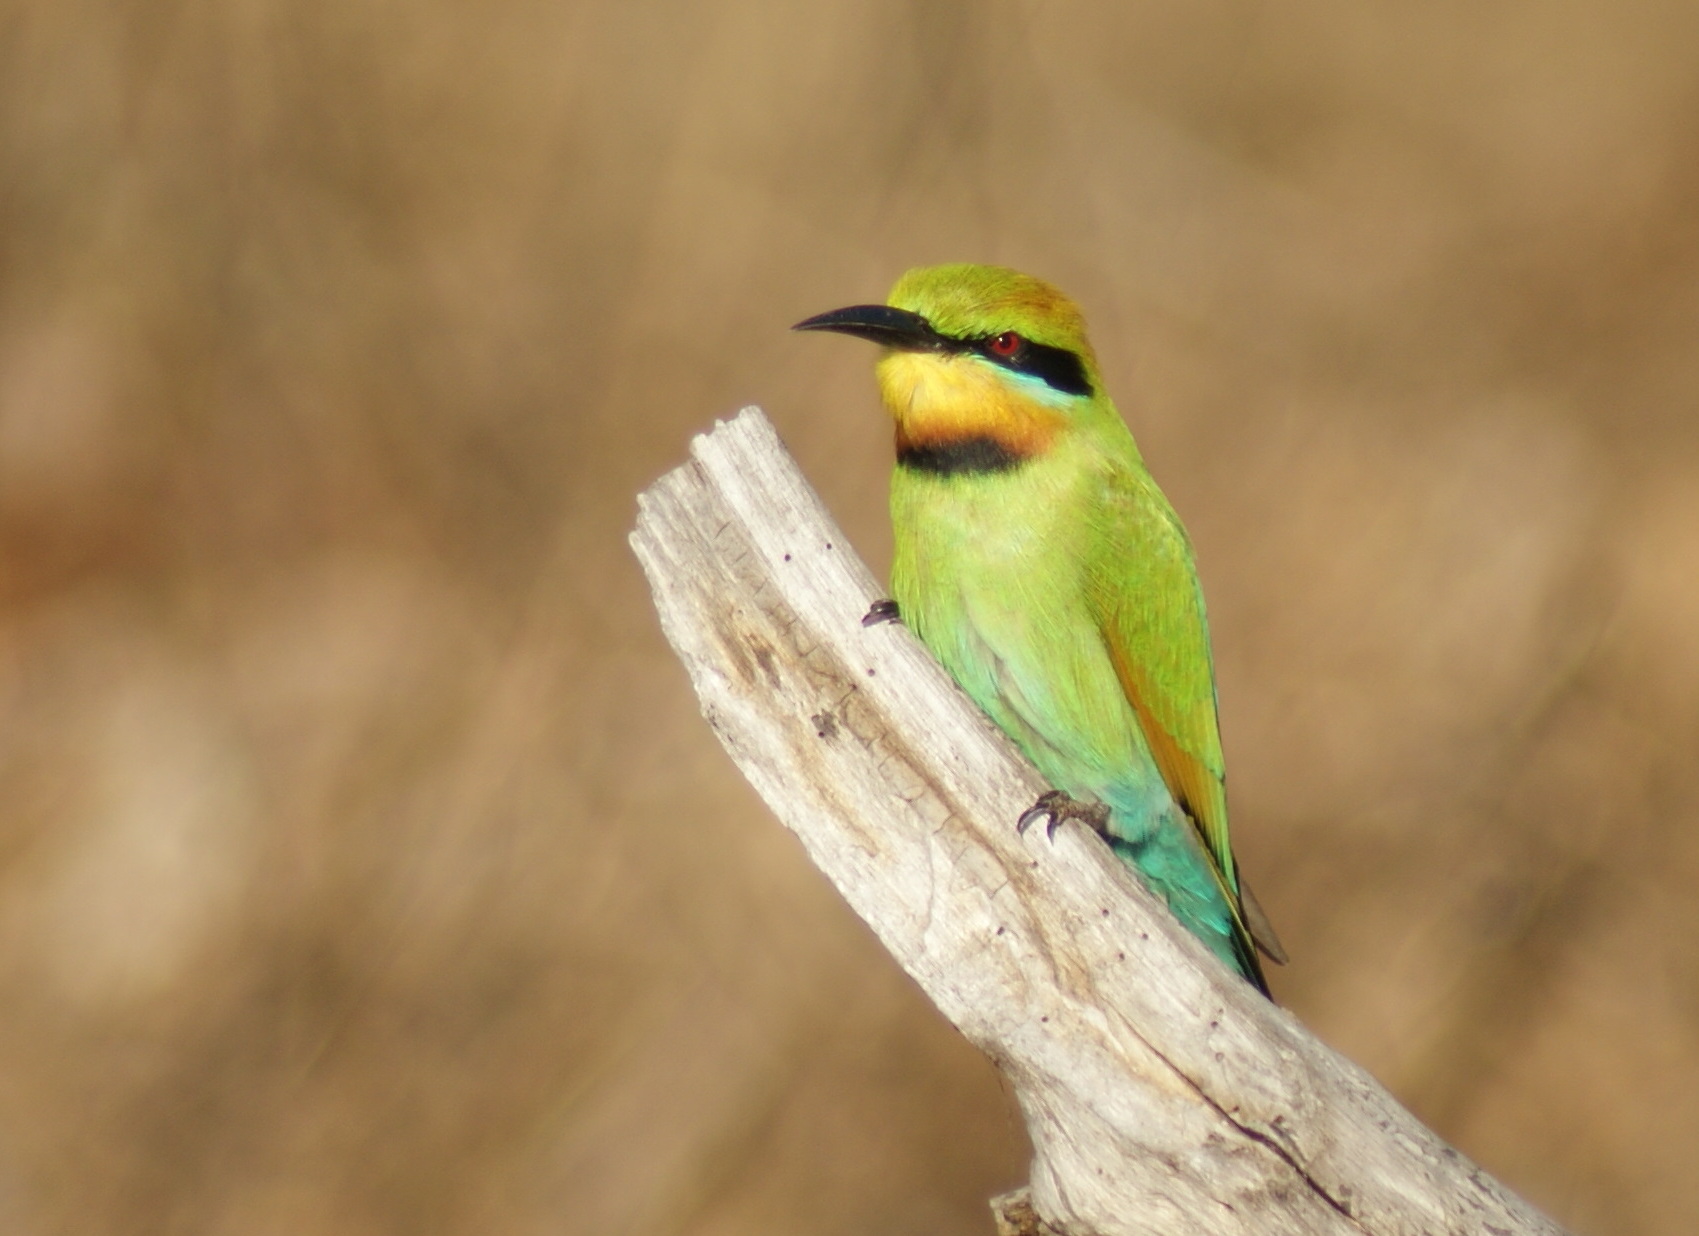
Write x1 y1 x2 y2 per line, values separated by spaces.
896 436 1027 476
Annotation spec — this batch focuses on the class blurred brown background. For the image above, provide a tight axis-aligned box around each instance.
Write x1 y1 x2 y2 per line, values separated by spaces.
0 2 1696 1233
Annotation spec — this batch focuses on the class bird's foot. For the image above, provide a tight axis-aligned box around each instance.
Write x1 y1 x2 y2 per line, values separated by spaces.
1016 790 1111 842
861 598 902 627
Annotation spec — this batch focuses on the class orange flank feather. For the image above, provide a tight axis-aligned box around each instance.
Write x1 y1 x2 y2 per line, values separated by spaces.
1104 618 1288 967
1104 640 1238 889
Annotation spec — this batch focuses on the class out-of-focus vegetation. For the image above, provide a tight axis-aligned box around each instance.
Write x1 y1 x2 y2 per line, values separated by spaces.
0 3 1696 1233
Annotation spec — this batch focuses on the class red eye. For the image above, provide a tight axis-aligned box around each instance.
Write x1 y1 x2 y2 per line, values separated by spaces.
989 331 1022 357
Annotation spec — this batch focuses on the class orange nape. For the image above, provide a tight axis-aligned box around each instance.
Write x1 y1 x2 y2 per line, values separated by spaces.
876 349 1067 460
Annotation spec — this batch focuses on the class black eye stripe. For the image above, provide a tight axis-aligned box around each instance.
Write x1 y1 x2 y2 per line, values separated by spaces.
799 307 1094 398
968 335 1093 397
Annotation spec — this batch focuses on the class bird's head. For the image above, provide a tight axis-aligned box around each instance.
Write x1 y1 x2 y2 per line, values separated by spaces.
795 264 1108 470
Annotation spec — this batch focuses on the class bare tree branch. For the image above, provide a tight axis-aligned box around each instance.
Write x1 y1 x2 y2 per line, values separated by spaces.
630 407 1570 1236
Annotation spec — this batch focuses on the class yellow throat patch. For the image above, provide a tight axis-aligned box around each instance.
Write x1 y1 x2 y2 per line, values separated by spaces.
876 350 1065 460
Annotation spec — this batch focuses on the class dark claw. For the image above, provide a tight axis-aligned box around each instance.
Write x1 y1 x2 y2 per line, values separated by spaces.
1016 791 1071 838
862 598 901 627
1017 790 1110 841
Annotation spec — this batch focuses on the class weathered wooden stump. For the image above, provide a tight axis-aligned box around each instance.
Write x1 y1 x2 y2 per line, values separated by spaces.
631 406 1569 1236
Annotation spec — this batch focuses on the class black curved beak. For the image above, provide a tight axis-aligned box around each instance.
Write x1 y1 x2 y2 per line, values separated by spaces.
791 304 946 350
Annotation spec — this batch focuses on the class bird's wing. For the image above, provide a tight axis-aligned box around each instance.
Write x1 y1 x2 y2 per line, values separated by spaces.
1086 466 1287 965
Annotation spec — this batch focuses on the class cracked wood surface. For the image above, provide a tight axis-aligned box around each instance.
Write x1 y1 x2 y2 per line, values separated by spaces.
630 407 1570 1236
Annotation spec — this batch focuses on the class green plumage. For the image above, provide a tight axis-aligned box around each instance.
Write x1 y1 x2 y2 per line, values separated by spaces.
797 264 1281 993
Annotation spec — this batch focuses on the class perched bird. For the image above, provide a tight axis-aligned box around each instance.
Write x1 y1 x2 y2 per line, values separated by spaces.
795 264 1285 994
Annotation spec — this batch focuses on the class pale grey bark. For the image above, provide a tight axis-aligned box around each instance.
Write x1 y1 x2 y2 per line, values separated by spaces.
630 407 1570 1236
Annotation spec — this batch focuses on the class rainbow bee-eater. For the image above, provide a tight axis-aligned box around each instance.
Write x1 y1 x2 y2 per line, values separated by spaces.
795 264 1286 994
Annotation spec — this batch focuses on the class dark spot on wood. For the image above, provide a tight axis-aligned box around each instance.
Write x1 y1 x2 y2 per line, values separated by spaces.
750 642 782 690
783 553 791 561
811 711 839 740
990 1192 1056 1236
